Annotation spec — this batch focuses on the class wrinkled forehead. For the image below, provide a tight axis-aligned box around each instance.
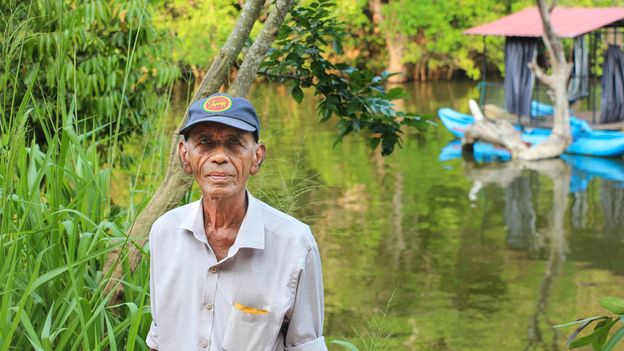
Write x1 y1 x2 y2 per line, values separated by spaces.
186 122 254 140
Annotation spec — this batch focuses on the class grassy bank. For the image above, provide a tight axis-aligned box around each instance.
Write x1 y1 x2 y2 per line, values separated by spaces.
0 3 168 349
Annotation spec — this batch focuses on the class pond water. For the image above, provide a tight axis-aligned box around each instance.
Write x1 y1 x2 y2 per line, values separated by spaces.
173 82 624 350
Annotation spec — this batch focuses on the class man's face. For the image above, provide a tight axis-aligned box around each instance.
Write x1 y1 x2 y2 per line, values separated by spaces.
179 122 265 201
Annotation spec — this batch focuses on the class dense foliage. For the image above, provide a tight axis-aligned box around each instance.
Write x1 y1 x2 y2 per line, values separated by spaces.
0 2 172 349
156 0 624 82
154 0 240 81
0 0 179 142
261 0 429 155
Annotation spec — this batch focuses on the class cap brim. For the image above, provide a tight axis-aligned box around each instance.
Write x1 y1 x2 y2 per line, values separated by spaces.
179 116 256 135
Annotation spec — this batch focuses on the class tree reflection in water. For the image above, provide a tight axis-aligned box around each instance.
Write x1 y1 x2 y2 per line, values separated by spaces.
464 159 570 351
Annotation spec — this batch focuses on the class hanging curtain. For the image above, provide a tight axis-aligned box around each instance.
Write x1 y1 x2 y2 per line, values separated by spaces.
504 37 538 116
600 45 624 123
567 35 589 103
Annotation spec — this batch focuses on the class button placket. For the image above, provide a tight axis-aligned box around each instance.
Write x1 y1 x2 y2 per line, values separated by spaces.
198 265 219 350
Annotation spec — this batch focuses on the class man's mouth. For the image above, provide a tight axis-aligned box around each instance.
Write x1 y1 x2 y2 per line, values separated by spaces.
206 173 232 181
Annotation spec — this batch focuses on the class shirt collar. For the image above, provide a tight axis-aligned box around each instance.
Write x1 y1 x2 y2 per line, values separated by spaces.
178 191 265 251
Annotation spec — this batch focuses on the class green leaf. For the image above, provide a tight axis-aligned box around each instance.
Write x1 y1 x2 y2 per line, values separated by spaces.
569 319 618 349
20 312 43 350
570 330 602 349
291 85 304 104
599 297 624 315
602 325 624 351
332 39 343 55
369 137 381 150
386 87 407 100
593 330 608 351
592 319 616 351
41 303 54 351
330 340 359 351
561 316 610 345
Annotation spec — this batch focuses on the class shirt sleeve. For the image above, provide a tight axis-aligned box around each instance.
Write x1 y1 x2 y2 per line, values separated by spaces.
284 244 328 351
146 231 159 350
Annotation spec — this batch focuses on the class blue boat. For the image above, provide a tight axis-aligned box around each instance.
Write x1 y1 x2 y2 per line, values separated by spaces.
438 140 511 162
438 107 624 158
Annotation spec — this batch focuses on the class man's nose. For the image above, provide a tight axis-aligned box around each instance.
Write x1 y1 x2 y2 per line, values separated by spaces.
210 144 229 164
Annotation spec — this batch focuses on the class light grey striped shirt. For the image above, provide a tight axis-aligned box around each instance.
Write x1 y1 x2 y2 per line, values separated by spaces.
146 192 327 351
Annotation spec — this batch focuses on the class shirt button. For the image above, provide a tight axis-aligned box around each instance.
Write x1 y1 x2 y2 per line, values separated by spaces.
200 340 209 348
209 267 218 274
204 303 213 310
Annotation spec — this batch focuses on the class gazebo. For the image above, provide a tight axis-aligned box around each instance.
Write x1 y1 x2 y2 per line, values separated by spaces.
464 7 624 129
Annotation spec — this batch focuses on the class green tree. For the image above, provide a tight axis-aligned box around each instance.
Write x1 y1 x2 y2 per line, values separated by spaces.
0 0 179 141
154 0 240 88
330 0 624 82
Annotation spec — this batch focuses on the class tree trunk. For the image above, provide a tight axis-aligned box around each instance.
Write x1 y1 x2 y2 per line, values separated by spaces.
446 66 455 81
230 0 294 97
369 0 408 83
104 0 269 301
386 33 407 83
462 0 573 161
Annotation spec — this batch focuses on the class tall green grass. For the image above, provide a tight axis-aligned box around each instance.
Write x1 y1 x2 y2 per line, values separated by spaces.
0 4 164 350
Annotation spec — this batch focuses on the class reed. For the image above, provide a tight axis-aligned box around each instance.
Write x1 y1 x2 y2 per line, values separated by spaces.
0 4 164 349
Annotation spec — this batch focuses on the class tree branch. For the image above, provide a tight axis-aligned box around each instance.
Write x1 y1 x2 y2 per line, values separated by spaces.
229 0 296 97
527 61 554 87
190 0 267 103
256 70 312 84
536 0 566 65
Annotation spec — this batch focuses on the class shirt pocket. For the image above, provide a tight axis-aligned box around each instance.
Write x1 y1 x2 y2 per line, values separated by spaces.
222 304 274 351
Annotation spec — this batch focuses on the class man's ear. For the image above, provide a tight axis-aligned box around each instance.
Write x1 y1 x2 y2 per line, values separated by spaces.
178 140 193 174
250 143 266 176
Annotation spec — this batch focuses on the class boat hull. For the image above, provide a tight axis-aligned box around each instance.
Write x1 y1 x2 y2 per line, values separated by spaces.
438 108 624 157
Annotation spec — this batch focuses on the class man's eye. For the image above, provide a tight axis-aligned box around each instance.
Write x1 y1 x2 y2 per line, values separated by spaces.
228 139 242 146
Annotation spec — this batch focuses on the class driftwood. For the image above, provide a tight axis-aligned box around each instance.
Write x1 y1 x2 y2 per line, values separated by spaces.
483 104 521 122
103 0 298 302
463 100 530 157
462 0 573 161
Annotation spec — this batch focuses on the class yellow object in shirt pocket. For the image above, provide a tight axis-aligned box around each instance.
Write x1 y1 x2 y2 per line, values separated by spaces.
234 302 268 315
223 303 274 351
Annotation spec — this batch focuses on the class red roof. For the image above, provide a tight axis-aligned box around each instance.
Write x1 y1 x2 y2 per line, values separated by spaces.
464 7 624 38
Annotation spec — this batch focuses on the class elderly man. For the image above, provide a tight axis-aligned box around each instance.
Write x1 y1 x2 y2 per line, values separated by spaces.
146 93 327 351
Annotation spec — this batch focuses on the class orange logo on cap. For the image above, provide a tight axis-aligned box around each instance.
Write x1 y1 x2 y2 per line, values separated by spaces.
203 96 232 112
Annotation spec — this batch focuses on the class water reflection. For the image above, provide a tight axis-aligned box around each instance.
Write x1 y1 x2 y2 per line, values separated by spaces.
461 158 570 350
441 143 624 349
441 141 624 255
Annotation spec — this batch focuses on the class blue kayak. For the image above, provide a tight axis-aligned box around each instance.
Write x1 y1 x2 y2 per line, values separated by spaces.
438 107 624 158
438 140 511 162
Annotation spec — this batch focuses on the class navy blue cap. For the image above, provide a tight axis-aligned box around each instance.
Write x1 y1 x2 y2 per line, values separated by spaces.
179 93 260 140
